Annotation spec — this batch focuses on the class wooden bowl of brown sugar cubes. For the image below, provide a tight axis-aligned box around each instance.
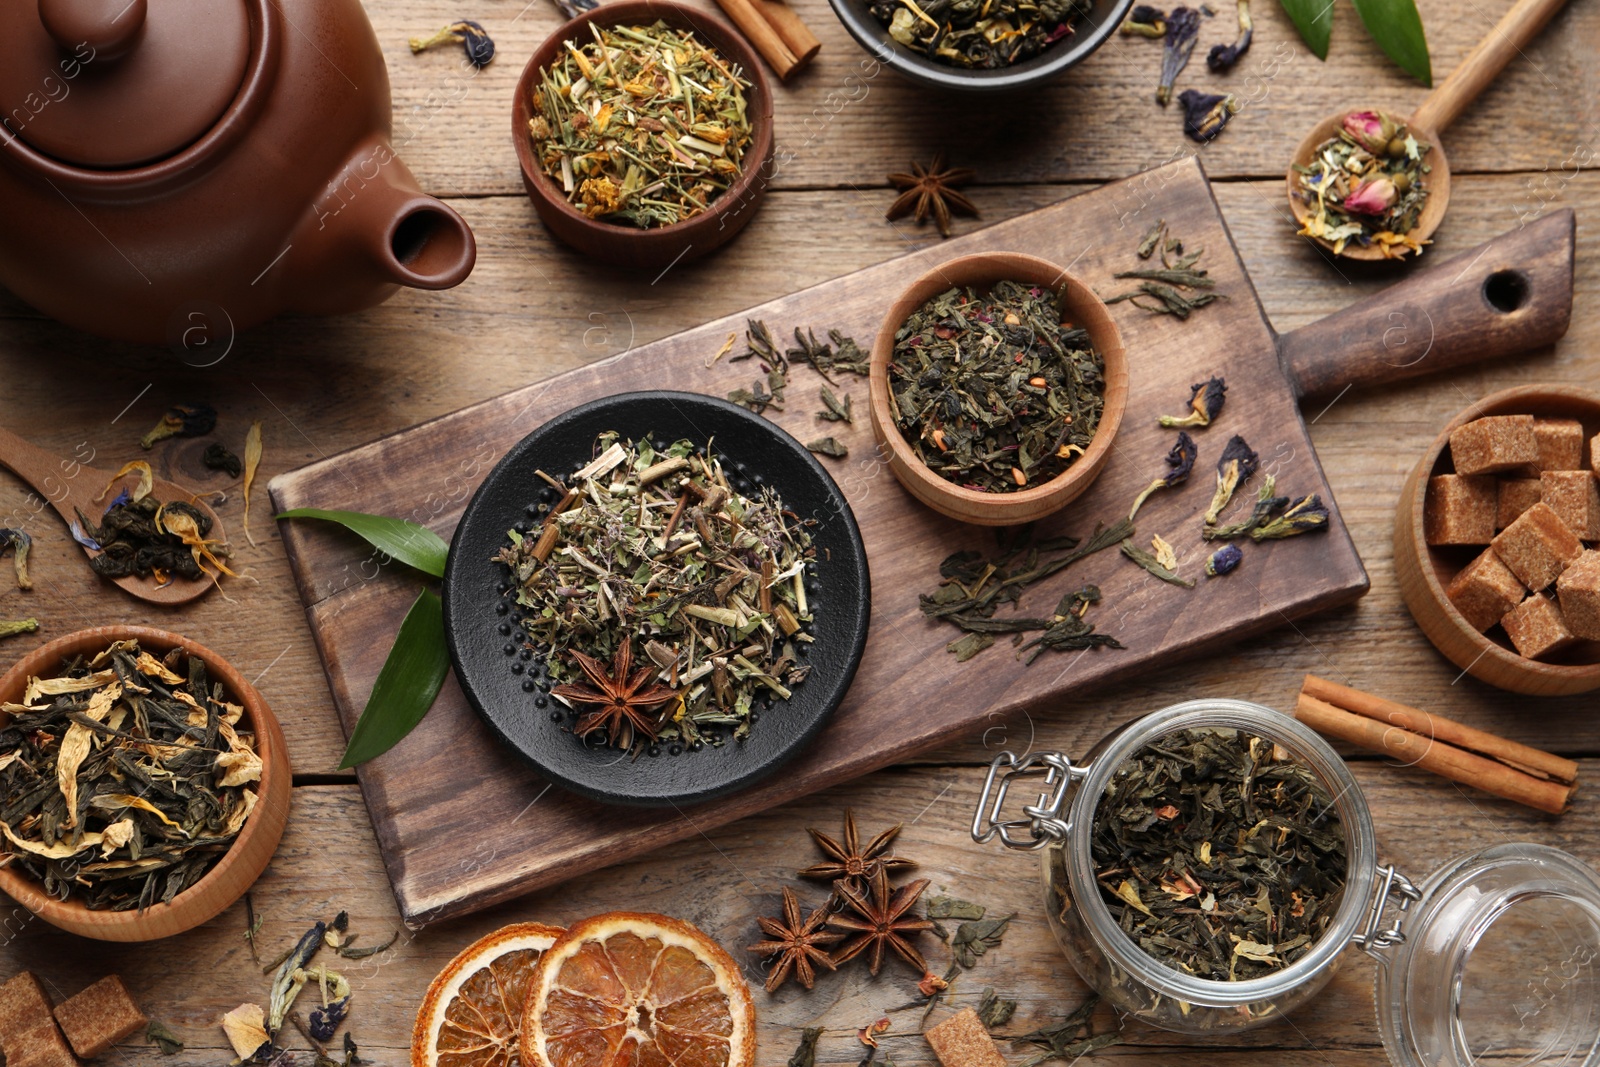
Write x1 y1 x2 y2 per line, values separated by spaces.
1396 385 1600 695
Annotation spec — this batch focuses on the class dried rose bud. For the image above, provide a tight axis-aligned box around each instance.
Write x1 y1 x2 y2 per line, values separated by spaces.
1341 110 1389 153
1343 178 1398 216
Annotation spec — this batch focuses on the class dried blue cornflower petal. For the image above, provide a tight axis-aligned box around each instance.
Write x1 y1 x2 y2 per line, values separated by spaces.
1159 376 1227 428
103 487 131 517
1157 7 1201 105
1129 431 1198 520
1250 494 1330 540
1179 89 1239 142
1122 4 1168 35
1206 543 1243 576
140 402 217 449
0 528 31 590
69 520 102 551
409 20 495 67
1206 0 1252 70
1204 434 1259 525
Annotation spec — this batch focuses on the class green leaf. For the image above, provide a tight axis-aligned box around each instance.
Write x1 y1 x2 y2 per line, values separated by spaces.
276 508 449 578
1277 0 1333 59
1351 0 1432 85
338 589 450 769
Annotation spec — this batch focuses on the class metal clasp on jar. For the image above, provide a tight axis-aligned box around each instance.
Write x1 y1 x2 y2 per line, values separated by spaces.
971 751 1089 850
1353 864 1423 954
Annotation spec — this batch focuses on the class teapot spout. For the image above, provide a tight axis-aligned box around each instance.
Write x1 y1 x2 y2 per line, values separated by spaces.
284 138 475 313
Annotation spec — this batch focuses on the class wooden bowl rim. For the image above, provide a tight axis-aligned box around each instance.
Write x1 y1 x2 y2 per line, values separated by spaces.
1286 107 1451 263
511 0 776 244
0 625 291 936
1402 383 1600 681
868 251 1130 519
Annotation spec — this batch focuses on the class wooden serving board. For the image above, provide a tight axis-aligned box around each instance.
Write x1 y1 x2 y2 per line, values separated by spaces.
272 156 1374 927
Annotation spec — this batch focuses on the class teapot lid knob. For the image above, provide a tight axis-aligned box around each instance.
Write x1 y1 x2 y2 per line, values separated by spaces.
38 0 148 61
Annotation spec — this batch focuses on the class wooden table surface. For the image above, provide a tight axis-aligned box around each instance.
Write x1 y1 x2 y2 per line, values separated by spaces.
1 0 1598 1062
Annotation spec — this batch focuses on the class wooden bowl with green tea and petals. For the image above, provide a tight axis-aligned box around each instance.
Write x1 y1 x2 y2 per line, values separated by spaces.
512 0 775 271
869 252 1129 527
0 626 291 941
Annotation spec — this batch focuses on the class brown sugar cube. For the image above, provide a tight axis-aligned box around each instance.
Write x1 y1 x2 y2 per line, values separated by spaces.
1557 550 1600 641
1449 414 1539 474
1491 502 1584 590
1532 418 1587 471
1502 593 1579 660
51 977 145 1059
1425 474 1498 545
0 972 53 1043
1591 431 1599 475
2 1021 77 1067
1541 470 1600 540
1446 547 1526 632
1497 478 1543 529
924 1007 1007 1067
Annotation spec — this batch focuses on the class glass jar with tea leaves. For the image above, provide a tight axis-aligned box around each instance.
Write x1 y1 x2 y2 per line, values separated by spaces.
972 700 1600 1066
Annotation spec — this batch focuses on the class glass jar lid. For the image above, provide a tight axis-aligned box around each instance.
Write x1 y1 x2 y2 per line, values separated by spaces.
0 0 251 168
1372 842 1600 1067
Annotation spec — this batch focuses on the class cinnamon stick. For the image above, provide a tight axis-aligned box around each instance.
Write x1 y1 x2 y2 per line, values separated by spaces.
1302 675 1578 785
750 0 820 71
710 0 801 80
1294 693 1575 815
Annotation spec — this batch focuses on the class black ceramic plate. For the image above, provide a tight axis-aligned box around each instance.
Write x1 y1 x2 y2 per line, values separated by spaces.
443 391 871 808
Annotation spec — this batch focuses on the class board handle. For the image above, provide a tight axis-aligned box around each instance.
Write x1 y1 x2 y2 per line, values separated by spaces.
1277 210 1574 402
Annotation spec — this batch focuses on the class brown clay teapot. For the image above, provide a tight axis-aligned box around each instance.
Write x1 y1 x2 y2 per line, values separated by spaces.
0 0 476 346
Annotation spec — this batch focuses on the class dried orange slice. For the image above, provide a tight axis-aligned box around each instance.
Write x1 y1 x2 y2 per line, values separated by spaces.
413 922 566 1067
522 912 756 1067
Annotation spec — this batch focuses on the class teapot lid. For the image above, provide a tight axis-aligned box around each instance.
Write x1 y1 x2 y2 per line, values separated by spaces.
0 0 251 169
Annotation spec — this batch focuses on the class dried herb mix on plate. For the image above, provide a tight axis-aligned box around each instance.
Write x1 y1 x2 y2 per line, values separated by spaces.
868 0 1093 68
496 433 817 751
0 640 261 911
528 22 754 229
1294 109 1432 257
888 280 1105 494
1088 728 1347 980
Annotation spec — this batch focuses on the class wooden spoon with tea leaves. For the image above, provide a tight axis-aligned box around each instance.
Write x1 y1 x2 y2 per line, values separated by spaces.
0 425 223 605
1287 0 1570 261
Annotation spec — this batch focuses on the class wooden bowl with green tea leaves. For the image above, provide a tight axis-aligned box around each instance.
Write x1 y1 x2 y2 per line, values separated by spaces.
869 252 1130 526
0 626 290 941
512 0 775 271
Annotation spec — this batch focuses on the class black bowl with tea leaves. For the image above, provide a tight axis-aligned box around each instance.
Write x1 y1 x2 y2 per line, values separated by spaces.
443 391 870 808
828 0 1133 91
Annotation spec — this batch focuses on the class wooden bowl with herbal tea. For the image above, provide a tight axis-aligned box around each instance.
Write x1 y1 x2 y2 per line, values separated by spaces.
443 391 870 808
1394 384 1600 696
868 252 1129 526
827 0 1132 91
0 626 290 941
512 0 775 271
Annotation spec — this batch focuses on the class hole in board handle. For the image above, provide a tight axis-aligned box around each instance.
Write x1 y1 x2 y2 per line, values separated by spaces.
1483 270 1529 314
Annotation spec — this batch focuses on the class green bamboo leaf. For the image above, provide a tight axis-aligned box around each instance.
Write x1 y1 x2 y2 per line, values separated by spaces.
339 589 450 769
276 508 449 579
1351 0 1432 85
1277 0 1333 59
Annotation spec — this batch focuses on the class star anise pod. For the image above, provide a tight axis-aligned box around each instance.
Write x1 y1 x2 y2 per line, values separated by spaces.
800 810 916 899
829 868 934 976
552 643 678 749
747 887 844 992
885 155 979 238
